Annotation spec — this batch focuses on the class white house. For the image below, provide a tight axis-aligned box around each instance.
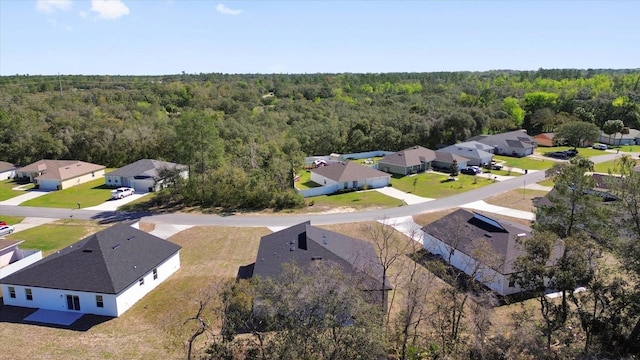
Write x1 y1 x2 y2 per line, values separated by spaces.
422 209 562 296
15 159 105 190
0 239 42 279
105 159 188 193
598 128 640 146
0 161 18 180
310 161 391 190
1 223 181 318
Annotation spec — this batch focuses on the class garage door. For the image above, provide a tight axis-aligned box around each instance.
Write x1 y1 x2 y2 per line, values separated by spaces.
132 179 154 193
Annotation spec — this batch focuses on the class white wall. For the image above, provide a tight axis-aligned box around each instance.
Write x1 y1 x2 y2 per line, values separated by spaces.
0 250 42 279
38 179 61 191
59 169 105 190
0 169 16 180
114 252 181 316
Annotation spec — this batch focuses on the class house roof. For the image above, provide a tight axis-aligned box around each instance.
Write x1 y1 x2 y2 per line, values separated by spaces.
534 133 555 141
311 161 390 182
470 130 536 150
18 159 105 181
600 128 640 140
0 239 23 253
422 209 552 275
438 144 493 160
0 161 17 172
252 221 390 291
378 145 436 168
106 159 187 178
1 224 181 294
433 152 469 163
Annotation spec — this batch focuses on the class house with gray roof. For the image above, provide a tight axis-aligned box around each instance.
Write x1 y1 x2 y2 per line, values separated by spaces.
598 128 640 146
0 161 18 180
437 141 494 166
310 161 390 191
469 130 536 157
1 223 181 318
105 159 188 193
249 221 391 309
377 145 436 175
16 159 105 190
431 152 469 172
422 209 562 296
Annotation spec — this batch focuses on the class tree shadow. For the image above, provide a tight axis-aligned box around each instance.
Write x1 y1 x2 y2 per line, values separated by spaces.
90 210 151 225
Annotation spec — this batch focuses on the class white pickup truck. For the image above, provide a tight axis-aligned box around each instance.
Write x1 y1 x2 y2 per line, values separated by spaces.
111 187 135 200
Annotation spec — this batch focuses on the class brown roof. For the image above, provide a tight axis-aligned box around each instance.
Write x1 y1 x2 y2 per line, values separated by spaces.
422 209 561 275
311 161 390 182
0 239 22 252
19 159 105 181
0 161 17 172
379 146 436 167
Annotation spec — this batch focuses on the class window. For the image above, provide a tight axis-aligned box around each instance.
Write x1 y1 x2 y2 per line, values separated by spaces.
66 294 80 311
25 288 33 301
139 278 144 286
8 287 16 298
153 268 158 280
96 295 104 308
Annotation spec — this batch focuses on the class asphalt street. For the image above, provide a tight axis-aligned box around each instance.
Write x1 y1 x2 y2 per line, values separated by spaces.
0 152 628 227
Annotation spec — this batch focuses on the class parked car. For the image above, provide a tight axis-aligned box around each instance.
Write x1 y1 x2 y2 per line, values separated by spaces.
548 151 568 159
593 143 608 150
485 161 504 170
565 149 578 157
460 166 482 175
111 187 135 200
0 220 6 226
0 225 15 236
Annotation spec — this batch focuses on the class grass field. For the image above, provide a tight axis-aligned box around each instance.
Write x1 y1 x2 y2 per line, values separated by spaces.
611 144 640 152
5 219 107 256
536 146 607 158
302 189 403 212
19 178 113 209
0 179 31 202
594 158 640 174
294 170 319 189
484 189 549 213
0 215 25 225
493 155 555 170
391 172 496 198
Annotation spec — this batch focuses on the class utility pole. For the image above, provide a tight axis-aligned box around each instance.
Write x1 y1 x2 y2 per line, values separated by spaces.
58 73 63 96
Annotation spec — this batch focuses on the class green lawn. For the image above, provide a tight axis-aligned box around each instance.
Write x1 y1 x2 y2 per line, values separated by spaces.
6 220 105 256
594 158 640 174
295 170 320 190
493 155 555 171
307 190 403 208
0 215 25 225
537 146 609 158
19 177 113 208
390 172 496 198
611 145 640 152
0 179 32 201
537 179 555 187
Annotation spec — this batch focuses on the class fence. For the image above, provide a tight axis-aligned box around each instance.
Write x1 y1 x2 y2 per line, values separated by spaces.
296 184 341 198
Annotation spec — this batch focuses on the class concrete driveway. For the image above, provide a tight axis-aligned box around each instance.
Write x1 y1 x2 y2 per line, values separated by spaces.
84 193 150 211
0 190 52 206
11 217 58 233
375 187 433 205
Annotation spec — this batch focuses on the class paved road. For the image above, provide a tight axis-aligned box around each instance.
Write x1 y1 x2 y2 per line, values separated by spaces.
0 152 627 227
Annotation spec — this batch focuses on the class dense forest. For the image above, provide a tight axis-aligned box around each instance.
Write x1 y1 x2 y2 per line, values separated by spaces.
1 69 639 209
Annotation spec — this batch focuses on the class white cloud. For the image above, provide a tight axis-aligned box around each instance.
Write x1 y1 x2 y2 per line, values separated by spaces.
36 0 72 13
90 0 130 20
216 3 242 15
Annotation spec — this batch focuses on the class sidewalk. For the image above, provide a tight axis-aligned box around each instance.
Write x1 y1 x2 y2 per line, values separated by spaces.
84 193 150 211
0 190 52 206
377 216 425 245
374 187 433 205
149 224 194 239
461 200 535 221
11 217 58 233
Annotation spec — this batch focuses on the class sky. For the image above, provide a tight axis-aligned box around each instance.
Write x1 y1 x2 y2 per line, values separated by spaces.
0 0 639 76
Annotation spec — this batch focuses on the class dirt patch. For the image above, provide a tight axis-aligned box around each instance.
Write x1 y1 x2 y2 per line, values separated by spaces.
138 222 156 232
484 189 548 212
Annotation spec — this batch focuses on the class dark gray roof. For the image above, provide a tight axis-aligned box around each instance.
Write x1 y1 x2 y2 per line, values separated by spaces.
253 222 390 291
433 152 469 163
1 224 181 294
422 209 539 274
470 130 536 150
437 144 493 161
311 161 390 182
378 145 436 168
106 159 187 178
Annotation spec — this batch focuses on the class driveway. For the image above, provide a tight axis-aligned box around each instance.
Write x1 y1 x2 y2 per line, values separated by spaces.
375 187 433 205
0 190 52 206
11 217 58 233
84 193 150 211
461 200 535 221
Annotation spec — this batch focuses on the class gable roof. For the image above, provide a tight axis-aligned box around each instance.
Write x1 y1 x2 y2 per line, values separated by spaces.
378 145 436 168
0 161 17 172
438 144 493 160
253 221 389 290
311 161 390 182
422 209 549 275
433 152 469 163
106 159 187 178
470 130 536 150
1 224 181 294
18 159 105 181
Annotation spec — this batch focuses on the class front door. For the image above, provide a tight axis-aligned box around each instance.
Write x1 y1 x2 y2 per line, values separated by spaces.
66 295 80 311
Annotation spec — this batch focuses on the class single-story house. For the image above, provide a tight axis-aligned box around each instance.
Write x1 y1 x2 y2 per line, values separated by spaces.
469 130 536 157
437 142 493 166
1 223 181 318
534 133 555 147
0 239 42 279
431 152 469 172
422 209 562 296
105 159 188 193
310 161 390 190
0 161 18 180
15 159 105 191
377 145 436 175
598 128 640 146
247 221 391 309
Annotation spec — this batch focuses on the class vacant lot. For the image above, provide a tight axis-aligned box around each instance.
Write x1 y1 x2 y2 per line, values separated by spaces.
484 189 549 213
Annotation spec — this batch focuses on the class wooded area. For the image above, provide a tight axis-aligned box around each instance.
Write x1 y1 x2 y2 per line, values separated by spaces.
1 69 639 209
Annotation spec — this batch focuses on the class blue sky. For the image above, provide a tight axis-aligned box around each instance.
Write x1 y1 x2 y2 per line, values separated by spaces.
1 0 638 75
